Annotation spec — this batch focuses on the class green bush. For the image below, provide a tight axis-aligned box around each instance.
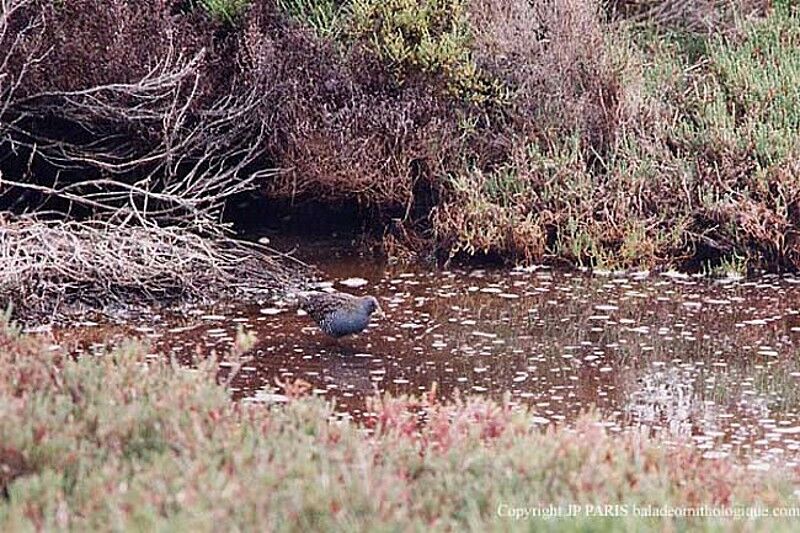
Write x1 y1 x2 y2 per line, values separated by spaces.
347 0 502 101
196 0 250 24
698 6 800 165
431 2 800 270
277 0 344 37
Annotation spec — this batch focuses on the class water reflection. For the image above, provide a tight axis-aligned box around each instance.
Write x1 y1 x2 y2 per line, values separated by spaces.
45 242 800 469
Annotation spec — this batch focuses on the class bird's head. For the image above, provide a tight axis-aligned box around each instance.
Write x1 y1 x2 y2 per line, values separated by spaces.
364 295 384 317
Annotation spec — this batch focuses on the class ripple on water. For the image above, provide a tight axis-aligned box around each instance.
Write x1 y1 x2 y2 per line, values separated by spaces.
47 254 800 468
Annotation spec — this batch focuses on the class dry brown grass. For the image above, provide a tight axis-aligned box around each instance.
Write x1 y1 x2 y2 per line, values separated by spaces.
470 0 626 154
608 0 771 33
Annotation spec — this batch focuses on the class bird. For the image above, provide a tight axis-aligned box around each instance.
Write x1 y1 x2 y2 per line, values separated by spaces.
297 291 383 338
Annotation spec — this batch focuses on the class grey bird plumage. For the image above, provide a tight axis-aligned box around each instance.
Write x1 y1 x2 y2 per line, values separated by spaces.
298 291 383 338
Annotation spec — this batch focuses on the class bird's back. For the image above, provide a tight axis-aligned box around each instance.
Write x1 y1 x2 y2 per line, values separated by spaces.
298 292 372 338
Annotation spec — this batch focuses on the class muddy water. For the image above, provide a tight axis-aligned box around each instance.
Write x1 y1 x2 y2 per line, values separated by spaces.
45 239 800 469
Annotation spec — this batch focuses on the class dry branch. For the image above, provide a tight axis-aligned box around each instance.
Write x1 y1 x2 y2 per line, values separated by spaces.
0 0 299 318
0 214 295 318
6 43 271 233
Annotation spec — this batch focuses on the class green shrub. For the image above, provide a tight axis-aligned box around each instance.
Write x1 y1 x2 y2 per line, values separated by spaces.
277 0 344 37
635 4 800 166
621 5 800 269
431 2 800 270
347 0 502 101
196 0 250 24
701 6 800 165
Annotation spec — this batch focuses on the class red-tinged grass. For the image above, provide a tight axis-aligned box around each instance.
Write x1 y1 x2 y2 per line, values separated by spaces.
0 319 798 531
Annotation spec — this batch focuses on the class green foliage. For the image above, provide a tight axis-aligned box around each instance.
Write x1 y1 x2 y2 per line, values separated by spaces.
347 0 503 101
435 5 800 270
195 0 250 25
277 0 344 37
641 6 800 165
705 7 800 165
773 0 798 11
703 251 749 279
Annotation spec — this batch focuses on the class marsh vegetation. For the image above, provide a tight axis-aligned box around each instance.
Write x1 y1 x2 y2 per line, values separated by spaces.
2 1 800 529
1 318 799 531
2 0 800 318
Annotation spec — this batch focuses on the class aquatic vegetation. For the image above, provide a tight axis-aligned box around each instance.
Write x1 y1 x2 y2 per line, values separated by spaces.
703 252 749 280
1 320 797 531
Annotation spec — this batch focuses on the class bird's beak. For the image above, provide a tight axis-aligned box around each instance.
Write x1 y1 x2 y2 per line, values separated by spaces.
376 304 385 318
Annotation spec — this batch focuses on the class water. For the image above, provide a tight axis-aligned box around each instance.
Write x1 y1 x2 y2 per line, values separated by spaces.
45 238 800 469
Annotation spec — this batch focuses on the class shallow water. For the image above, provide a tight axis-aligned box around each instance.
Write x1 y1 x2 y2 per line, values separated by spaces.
45 238 800 469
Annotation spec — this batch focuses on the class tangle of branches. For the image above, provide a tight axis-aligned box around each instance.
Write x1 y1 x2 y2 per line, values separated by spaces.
0 0 297 318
